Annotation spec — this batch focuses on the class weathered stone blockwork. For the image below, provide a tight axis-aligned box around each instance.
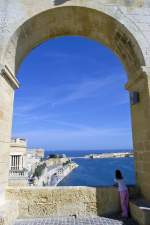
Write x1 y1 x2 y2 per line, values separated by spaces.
130 199 150 225
6 186 138 219
0 66 16 203
5 187 121 218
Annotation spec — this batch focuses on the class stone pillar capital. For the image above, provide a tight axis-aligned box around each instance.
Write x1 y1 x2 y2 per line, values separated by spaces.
141 66 150 76
0 64 19 89
125 66 150 91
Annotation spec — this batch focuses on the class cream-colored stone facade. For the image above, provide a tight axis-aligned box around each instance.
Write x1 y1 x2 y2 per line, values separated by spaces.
5 186 121 218
8 138 28 186
10 138 27 170
0 0 150 223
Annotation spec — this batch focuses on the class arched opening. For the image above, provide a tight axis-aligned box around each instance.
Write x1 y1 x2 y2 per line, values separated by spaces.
12 35 135 187
1 4 150 218
3 6 145 76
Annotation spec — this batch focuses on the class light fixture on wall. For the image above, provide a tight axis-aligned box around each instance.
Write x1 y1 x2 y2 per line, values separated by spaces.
130 92 140 105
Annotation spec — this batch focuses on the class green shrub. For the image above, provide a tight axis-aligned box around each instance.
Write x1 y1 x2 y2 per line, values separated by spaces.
33 163 46 178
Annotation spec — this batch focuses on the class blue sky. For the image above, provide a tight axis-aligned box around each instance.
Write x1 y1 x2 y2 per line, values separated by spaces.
12 36 133 150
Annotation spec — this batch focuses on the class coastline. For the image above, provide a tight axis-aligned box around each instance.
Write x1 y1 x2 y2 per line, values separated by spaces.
44 149 133 158
85 152 133 159
69 152 134 160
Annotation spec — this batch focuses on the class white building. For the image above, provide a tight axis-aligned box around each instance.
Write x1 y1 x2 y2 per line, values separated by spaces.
9 138 28 186
26 148 44 175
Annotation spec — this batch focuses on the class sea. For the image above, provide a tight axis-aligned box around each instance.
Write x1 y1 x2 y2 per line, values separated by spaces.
45 149 136 187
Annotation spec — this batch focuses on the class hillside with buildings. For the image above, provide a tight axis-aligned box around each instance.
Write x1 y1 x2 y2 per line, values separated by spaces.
9 138 78 187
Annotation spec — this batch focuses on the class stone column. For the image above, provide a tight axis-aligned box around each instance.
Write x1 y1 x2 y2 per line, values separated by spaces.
11 156 13 170
0 64 19 204
126 66 150 201
22 156 24 169
18 156 20 170
16 156 18 170
14 156 16 170
9 155 11 170
12 156 14 170
19 156 22 170
18 155 20 170
12 156 15 170
17 156 19 170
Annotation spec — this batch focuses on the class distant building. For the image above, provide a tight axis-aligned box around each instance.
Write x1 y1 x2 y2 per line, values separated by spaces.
27 148 44 159
9 138 45 186
26 148 45 174
35 148 44 159
9 138 27 172
46 157 69 167
9 138 28 186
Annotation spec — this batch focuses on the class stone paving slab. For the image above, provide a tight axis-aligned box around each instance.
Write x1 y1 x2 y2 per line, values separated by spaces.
14 216 138 225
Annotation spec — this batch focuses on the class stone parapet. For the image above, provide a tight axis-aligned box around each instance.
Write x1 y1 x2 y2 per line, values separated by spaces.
5 186 137 219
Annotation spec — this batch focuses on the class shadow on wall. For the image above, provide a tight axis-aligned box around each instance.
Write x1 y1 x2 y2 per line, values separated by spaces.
96 187 120 216
96 185 139 216
95 186 140 225
54 0 70 5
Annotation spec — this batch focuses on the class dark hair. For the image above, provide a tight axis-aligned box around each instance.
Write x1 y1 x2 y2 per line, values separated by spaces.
115 169 123 179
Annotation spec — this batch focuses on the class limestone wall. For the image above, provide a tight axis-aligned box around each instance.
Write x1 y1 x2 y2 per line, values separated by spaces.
126 68 150 201
0 68 15 204
6 186 119 218
5 186 137 219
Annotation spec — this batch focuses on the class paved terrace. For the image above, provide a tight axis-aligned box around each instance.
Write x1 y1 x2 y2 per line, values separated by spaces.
14 216 138 225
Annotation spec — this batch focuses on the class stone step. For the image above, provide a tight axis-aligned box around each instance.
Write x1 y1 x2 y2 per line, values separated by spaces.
130 199 150 225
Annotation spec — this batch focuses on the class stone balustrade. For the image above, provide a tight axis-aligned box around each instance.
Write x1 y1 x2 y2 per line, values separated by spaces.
9 170 27 177
8 170 28 187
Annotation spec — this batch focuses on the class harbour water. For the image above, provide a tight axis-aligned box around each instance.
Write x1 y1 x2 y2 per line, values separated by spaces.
45 150 136 187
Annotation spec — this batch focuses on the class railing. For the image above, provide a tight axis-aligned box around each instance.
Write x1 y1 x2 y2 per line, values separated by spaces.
10 166 21 170
9 169 27 177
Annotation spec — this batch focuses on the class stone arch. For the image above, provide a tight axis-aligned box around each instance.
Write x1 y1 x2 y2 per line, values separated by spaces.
2 5 146 79
1 3 150 205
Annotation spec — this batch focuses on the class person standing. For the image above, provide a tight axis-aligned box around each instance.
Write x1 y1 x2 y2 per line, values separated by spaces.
114 169 129 218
